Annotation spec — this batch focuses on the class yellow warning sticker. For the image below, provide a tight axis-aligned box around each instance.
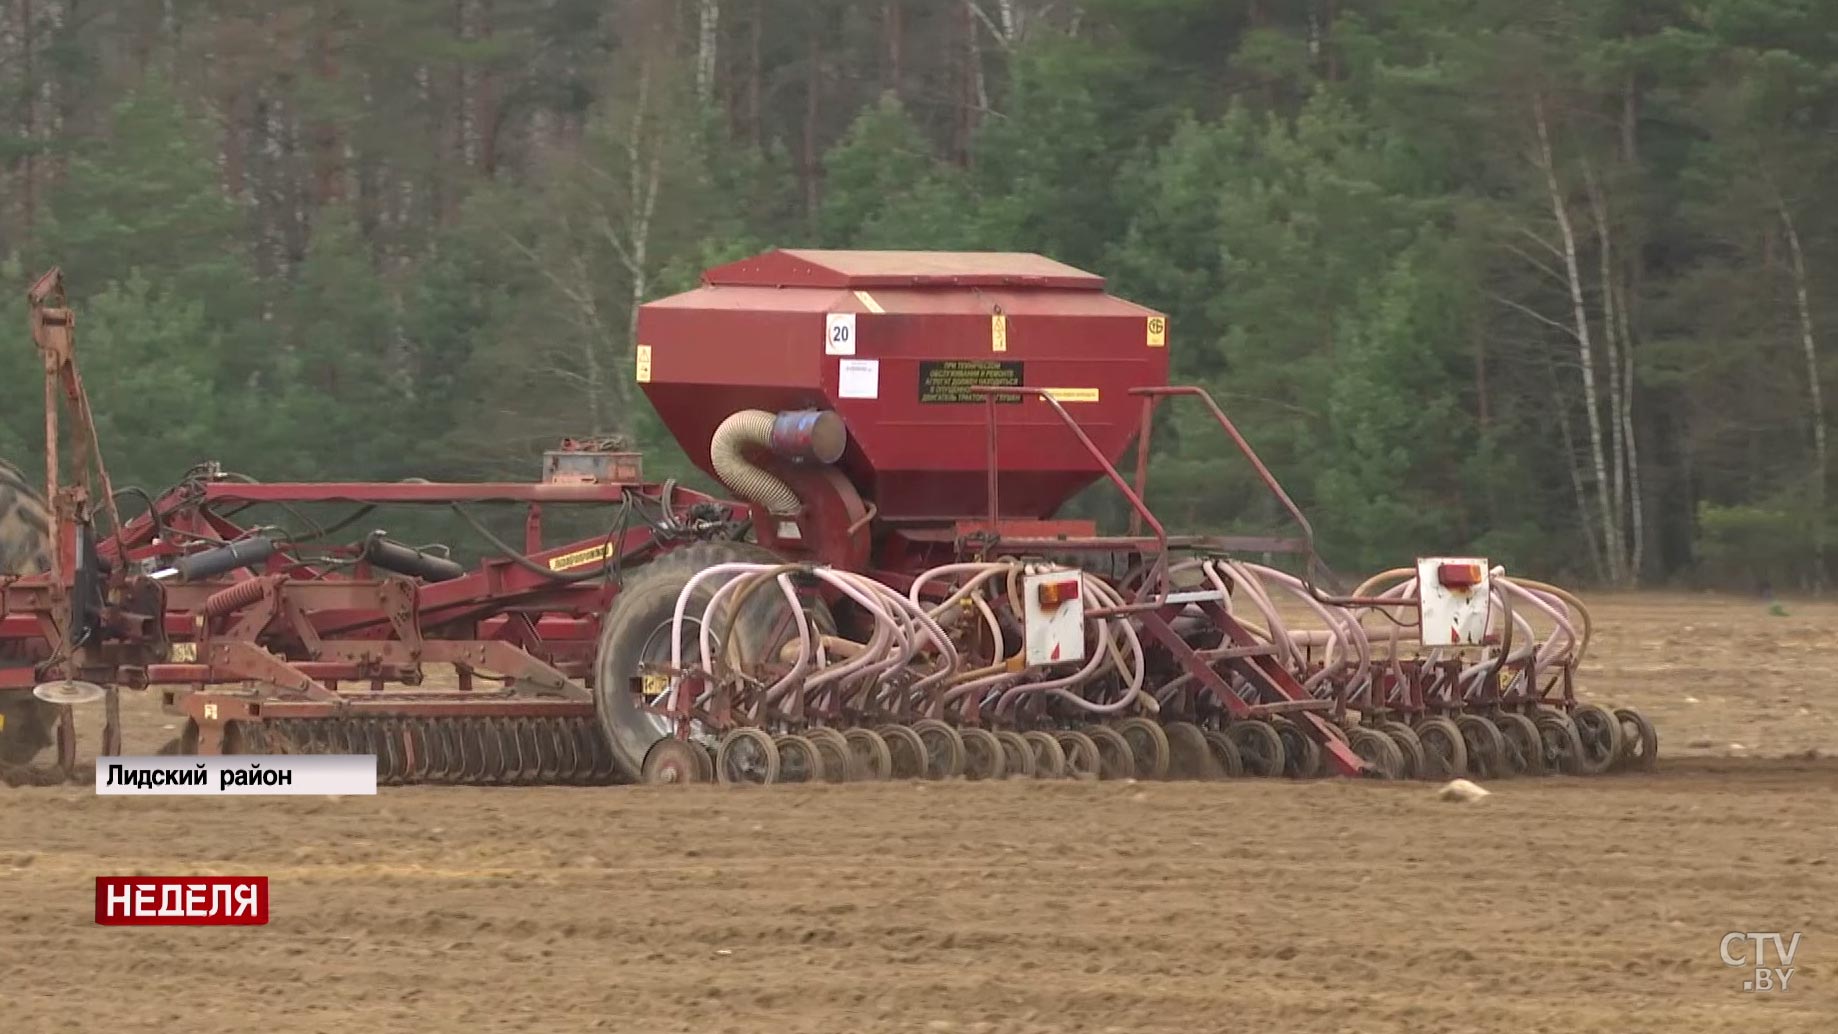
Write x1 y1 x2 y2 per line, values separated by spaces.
1043 387 1101 403
853 289 886 314
169 642 198 663
991 314 1008 353
1146 316 1167 347
548 543 611 572
635 345 652 383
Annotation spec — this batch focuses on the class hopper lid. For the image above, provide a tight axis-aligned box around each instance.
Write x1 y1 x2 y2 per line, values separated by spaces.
701 249 1105 290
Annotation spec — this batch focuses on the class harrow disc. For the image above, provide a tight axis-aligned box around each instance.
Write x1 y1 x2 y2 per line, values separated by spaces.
1613 707 1658 772
1570 704 1623 775
1021 730 1067 779
209 715 619 786
877 724 928 780
1113 717 1171 780
843 727 894 781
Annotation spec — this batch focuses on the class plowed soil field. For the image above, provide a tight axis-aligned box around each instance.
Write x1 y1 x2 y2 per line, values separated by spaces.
3 592 1835 1033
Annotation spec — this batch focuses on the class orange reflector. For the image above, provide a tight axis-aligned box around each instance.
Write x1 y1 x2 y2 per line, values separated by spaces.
1036 579 1081 607
1437 562 1484 589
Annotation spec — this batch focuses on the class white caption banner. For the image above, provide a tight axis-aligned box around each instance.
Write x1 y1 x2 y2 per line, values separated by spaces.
97 754 379 796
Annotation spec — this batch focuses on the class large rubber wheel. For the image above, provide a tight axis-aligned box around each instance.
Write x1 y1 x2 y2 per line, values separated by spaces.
1414 717 1467 780
1571 704 1623 775
593 541 820 782
1114 717 1171 780
1225 720 1285 778
1613 707 1658 772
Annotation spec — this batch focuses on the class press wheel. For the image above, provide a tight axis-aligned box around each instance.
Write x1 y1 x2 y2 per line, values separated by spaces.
773 734 825 783
641 737 705 784
1345 726 1403 780
1083 724 1135 780
1413 717 1467 780
804 727 856 782
911 719 966 780
1377 721 1425 780
1534 710 1584 775
877 724 928 780
958 727 1006 780
1613 707 1658 772
993 730 1036 778
1494 712 1546 776
843 727 894 781
1225 720 1285 778
1053 730 1102 779
1570 703 1623 775
1164 721 1220 780
1454 713 1506 779
1200 729 1245 778
1022 730 1067 778
716 727 779 786
1113 717 1172 779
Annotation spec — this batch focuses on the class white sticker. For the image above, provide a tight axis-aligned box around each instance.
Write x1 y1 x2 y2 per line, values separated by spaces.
826 312 856 355
838 359 879 399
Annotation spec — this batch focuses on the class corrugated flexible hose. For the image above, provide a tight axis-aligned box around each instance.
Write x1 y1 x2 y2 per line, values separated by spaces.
712 409 802 516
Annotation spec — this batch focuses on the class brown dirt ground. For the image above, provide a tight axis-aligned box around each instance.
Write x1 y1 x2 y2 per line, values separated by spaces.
2 591 1835 1033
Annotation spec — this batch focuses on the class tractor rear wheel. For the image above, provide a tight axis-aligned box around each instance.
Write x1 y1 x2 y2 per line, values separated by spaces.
593 541 817 782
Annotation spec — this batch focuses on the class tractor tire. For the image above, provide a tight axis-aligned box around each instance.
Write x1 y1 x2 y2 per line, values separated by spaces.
593 540 816 783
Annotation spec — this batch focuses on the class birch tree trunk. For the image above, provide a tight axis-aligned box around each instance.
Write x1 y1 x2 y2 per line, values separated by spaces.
1534 93 1622 585
696 0 718 106
1778 196 1828 588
